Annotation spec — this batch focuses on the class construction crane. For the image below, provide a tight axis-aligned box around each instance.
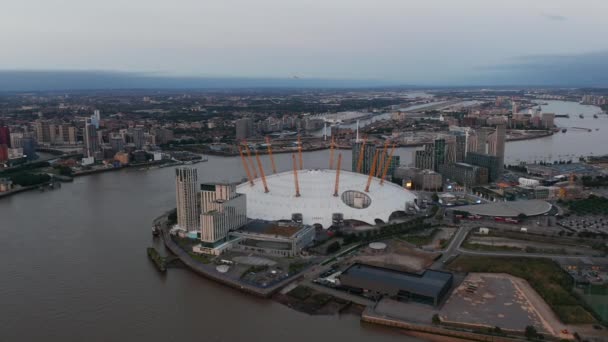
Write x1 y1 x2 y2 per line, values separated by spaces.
292 154 301 197
265 136 277 174
380 144 396 185
365 151 379 192
333 153 342 197
329 136 335 170
243 142 258 179
376 140 389 177
238 145 254 186
356 136 367 173
297 135 303 170
255 151 269 193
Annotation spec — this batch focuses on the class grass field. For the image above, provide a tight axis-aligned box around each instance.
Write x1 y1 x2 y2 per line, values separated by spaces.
461 241 523 252
568 195 608 215
401 228 439 247
448 256 596 325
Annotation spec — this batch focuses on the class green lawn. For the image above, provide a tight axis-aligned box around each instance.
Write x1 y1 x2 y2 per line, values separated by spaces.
568 195 608 215
401 228 439 247
461 241 523 252
448 256 596 325
288 286 313 301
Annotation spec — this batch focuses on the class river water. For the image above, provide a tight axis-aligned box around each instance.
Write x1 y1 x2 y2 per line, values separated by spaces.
0 152 419 342
506 100 608 164
1 100 603 342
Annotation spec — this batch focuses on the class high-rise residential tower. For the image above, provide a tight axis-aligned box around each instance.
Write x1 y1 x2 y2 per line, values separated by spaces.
175 167 200 232
84 120 99 158
352 140 378 175
235 118 254 140
199 183 247 244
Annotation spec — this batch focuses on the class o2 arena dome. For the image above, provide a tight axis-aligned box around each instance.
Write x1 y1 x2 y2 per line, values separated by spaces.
236 168 417 228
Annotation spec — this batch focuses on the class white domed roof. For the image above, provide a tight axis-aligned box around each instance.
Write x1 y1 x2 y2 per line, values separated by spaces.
236 169 417 228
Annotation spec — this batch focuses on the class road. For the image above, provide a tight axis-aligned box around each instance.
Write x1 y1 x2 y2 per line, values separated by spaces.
430 223 601 270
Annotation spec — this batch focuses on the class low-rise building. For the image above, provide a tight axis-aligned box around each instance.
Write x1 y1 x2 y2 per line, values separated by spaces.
337 263 453 306
231 220 315 257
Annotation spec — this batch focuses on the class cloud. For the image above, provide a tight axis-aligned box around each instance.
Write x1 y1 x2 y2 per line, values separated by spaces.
541 13 567 21
480 50 608 86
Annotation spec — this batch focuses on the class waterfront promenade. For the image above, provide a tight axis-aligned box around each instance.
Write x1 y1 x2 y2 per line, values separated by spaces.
157 213 299 298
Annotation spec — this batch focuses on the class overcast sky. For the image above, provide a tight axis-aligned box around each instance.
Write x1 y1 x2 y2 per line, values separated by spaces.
1 0 608 86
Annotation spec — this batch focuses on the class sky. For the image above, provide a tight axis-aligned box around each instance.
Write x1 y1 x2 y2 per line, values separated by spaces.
1 0 608 88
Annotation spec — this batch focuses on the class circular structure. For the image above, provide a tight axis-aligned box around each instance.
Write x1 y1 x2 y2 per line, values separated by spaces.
341 190 372 209
457 199 552 217
236 169 417 228
216 265 230 273
368 242 387 250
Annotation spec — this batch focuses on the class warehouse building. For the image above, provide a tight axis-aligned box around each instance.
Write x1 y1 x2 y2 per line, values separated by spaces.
337 263 453 306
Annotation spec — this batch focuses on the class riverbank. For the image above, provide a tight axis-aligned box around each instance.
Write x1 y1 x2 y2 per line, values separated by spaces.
361 307 529 342
507 130 554 142
0 183 47 199
156 212 302 298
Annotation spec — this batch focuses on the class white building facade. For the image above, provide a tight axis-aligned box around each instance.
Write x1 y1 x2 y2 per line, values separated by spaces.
200 183 247 243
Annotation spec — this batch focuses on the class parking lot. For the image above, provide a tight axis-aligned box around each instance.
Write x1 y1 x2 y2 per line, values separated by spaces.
558 215 608 234
439 273 561 335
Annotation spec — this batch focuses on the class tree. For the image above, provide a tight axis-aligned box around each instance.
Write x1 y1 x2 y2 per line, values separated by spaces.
431 193 439 202
525 325 539 340
518 213 528 221
431 314 440 325
326 241 341 254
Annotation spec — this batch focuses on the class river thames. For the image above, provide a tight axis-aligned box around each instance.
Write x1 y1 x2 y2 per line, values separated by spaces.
0 100 605 342
0 153 421 342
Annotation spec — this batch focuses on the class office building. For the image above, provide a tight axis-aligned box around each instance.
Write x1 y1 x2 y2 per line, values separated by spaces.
413 169 443 191
84 121 99 158
352 140 378 175
487 124 506 175
49 124 77 145
58 125 77 145
109 135 125 153
11 133 36 159
466 152 501 182
235 118 254 140
132 126 145 149
475 128 489 154
34 120 52 144
433 138 446 171
381 155 400 180
199 183 247 244
415 144 434 170
0 124 10 147
152 128 174 145
454 134 466 162
465 125 505 180
90 110 101 129
438 162 488 187
175 168 200 232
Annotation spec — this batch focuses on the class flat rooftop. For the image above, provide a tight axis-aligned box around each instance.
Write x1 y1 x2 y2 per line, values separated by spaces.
457 199 552 217
239 220 302 238
339 263 452 299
